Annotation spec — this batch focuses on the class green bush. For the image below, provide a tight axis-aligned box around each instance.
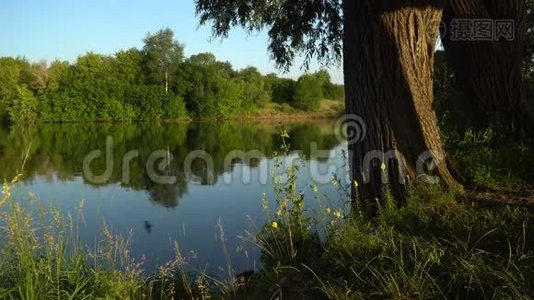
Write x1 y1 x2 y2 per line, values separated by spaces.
163 95 188 120
293 74 323 111
8 86 38 123
447 128 534 190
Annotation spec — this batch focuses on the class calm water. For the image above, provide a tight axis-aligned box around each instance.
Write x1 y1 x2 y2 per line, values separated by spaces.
2 121 348 275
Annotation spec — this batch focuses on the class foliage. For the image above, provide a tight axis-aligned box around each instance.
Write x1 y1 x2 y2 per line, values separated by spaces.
142 28 184 93
8 86 39 123
195 0 343 70
0 29 343 124
293 73 323 111
236 67 270 110
268 76 296 104
0 57 29 122
446 128 534 191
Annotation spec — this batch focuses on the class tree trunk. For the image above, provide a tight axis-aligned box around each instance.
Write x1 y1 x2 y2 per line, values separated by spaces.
343 0 456 214
442 0 532 135
165 70 169 95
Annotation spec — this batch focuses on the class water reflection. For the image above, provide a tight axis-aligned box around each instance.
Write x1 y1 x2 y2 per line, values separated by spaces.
2 120 347 273
0 121 341 208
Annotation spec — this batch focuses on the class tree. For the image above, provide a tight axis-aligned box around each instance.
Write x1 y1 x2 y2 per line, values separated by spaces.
182 52 256 118
0 57 32 121
29 61 49 93
46 60 70 92
0 59 20 101
216 78 244 117
268 76 297 104
313 69 345 100
293 74 323 111
163 95 188 119
196 0 456 207
442 0 533 135
182 53 226 117
114 48 144 85
142 28 184 94
8 86 38 123
236 67 271 110
323 82 345 100
525 1 534 107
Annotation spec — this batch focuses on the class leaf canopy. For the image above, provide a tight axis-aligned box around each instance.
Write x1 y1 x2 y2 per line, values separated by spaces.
195 0 343 70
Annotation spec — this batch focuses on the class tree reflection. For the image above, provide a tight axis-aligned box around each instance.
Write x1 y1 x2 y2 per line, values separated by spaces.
0 120 341 208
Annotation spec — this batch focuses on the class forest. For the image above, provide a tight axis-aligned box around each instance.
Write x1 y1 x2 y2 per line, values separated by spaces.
0 28 344 123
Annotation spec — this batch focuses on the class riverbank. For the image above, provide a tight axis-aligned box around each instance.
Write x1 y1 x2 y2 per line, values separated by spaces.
5 99 345 125
164 99 344 123
241 99 345 121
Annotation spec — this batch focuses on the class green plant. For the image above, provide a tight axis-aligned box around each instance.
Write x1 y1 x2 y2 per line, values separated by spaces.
447 128 534 190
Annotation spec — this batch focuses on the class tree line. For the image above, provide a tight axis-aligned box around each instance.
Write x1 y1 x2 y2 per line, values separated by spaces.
0 28 344 124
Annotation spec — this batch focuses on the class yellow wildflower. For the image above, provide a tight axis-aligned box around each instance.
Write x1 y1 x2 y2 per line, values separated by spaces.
331 178 339 187
271 221 279 229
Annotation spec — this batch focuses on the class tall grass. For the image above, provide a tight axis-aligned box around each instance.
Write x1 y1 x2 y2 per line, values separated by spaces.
0 176 250 299
254 181 534 299
0 177 144 299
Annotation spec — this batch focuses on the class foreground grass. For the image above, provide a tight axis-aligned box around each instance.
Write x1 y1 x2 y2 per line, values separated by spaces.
251 184 534 299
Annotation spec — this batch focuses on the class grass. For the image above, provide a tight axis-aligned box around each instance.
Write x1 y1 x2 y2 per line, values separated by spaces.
446 128 534 192
319 185 534 299
246 99 345 120
0 129 533 299
242 176 534 299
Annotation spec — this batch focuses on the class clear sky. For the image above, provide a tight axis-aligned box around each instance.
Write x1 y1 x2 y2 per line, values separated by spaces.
0 0 343 83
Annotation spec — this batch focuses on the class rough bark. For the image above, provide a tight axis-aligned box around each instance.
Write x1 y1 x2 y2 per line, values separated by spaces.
343 0 456 214
442 0 532 135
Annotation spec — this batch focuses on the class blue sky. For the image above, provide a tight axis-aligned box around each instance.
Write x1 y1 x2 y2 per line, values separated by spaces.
0 0 343 83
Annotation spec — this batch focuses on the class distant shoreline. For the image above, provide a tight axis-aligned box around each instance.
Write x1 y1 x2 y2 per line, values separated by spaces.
6 99 345 125
9 113 342 126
